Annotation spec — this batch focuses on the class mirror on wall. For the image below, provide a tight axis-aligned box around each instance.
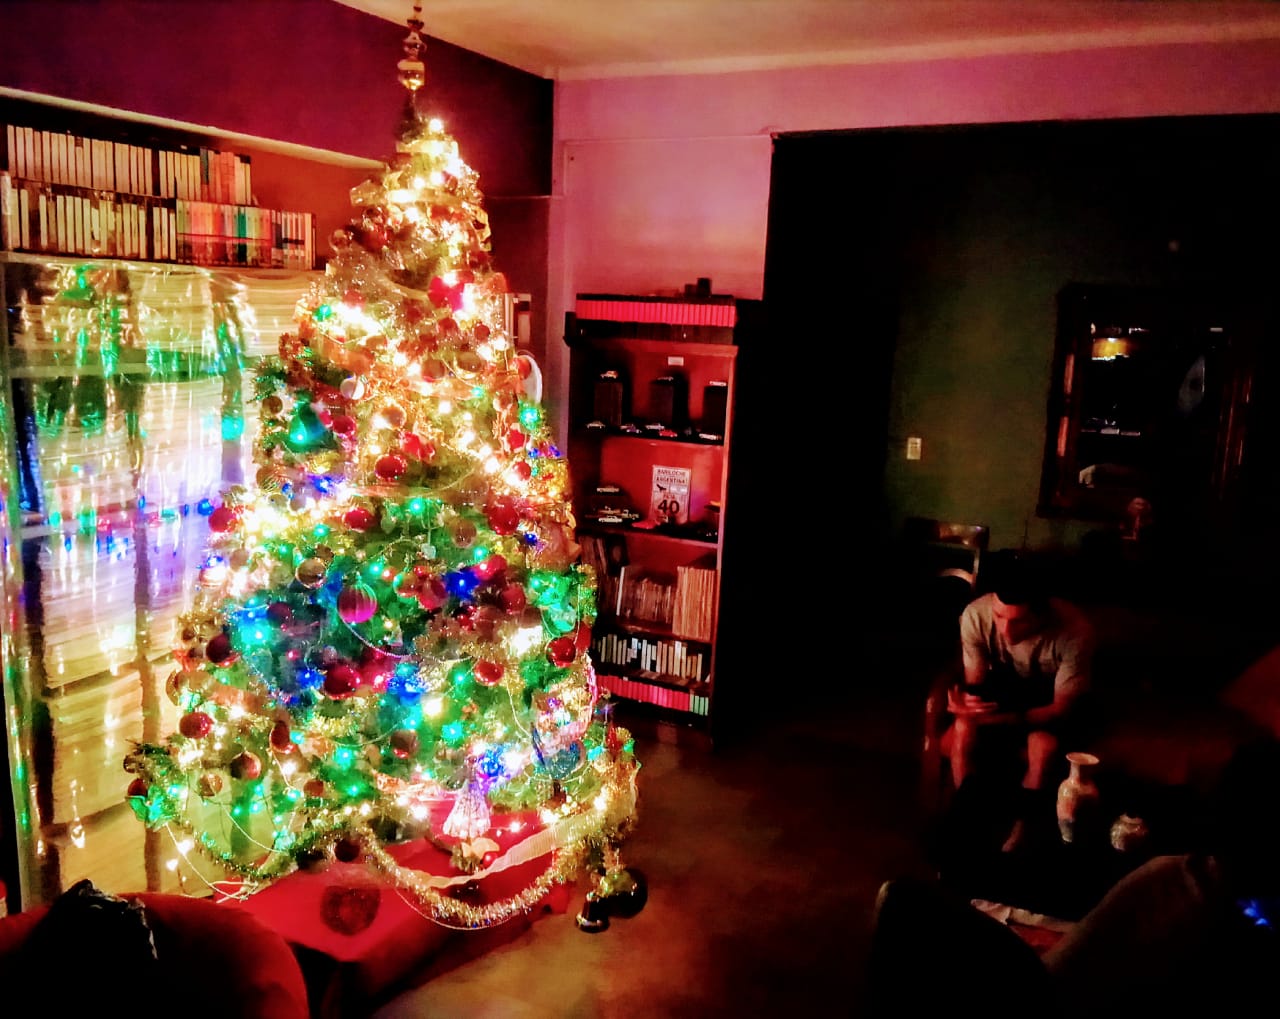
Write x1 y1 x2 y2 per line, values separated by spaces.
1039 283 1250 530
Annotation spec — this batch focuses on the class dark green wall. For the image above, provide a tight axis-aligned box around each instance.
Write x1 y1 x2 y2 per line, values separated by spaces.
764 116 1280 561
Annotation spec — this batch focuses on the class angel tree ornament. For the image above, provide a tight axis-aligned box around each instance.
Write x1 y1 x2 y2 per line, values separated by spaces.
124 2 641 932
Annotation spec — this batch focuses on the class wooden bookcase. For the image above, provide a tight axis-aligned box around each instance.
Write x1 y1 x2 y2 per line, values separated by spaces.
565 294 755 747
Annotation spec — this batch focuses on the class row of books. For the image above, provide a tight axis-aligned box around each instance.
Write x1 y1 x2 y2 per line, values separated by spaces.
612 562 718 640
590 630 711 686
578 532 627 615
672 563 717 642
598 672 710 716
615 564 676 626
1 173 314 268
5 123 253 204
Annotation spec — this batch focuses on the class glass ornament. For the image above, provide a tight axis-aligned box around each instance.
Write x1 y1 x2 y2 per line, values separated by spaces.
178 712 213 739
295 558 328 588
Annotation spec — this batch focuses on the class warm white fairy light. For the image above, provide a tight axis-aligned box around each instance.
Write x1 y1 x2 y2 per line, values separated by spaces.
510 624 543 656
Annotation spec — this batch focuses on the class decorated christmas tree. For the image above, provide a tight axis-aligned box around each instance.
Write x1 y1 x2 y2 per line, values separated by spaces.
124 6 641 931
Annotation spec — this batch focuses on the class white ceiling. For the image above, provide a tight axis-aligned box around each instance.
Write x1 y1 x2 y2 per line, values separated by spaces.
334 0 1280 80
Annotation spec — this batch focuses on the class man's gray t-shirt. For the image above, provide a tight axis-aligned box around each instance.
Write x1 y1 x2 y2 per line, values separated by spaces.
959 593 1095 708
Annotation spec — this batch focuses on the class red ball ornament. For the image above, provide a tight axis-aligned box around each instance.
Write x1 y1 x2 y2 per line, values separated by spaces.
473 554 507 582
390 729 420 759
511 461 532 482
205 632 237 666
344 506 377 531
338 583 378 625
266 602 294 626
547 636 578 667
127 778 148 799
474 660 505 686
574 624 593 652
330 414 358 437
323 664 361 699
208 505 238 533
359 649 393 690
395 571 422 601
486 498 521 536
375 454 407 480
399 432 425 459
230 751 263 781
179 712 214 739
500 583 527 614
270 720 295 753
416 576 448 612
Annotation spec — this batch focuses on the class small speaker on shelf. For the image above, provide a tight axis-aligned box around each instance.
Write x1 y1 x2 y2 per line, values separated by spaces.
649 373 689 433
700 380 729 440
592 370 626 429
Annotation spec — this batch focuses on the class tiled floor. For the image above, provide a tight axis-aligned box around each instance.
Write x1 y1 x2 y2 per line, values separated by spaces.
370 634 941 1018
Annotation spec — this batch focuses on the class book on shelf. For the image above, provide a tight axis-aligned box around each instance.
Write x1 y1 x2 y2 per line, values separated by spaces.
0 118 312 268
590 631 709 686
615 564 675 626
673 562 717 642
597 672 710 717
578 531 628 617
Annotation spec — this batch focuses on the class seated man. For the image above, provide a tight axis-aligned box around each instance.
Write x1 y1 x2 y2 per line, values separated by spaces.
946 555 1097 851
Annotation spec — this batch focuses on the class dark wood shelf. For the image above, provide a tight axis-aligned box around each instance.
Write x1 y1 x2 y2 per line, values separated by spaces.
596 614 714 644
578 521 717 548
572 425 725 448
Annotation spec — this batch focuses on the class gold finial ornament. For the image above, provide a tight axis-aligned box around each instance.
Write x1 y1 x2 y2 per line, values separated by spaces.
398 2 427 93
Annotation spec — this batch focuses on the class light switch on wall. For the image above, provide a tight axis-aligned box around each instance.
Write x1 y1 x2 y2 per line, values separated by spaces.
906 437 922 460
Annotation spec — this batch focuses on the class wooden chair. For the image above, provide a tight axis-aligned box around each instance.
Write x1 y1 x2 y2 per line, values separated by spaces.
900 517 989 593
895 518 990 813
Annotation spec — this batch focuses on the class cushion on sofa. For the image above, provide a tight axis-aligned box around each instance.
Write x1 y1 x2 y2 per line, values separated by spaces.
0 884 310 1019
1219 644 1280 738
1086 694 1267 793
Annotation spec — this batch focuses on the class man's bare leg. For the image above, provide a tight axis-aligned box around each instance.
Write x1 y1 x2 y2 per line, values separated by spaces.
1002 728 1060 852
949 716 981 790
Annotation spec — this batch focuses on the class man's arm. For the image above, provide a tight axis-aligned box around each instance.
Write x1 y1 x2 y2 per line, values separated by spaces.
1026 614 1095 727
951 599 1021 725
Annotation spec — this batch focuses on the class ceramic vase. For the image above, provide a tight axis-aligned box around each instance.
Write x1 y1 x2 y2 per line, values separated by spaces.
1057 751 1102 844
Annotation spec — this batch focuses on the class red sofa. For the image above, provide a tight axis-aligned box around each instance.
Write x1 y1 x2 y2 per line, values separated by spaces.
0 887 311 1018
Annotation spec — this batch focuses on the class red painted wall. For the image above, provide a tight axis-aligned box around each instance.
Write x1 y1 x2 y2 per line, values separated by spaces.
0 0 552 197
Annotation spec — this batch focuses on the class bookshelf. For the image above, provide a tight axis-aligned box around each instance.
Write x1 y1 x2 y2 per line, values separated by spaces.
566 293 756 747
0 91 384 271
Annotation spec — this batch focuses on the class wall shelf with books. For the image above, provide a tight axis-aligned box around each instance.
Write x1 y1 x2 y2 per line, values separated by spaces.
0 92 381 274
566 292 758 746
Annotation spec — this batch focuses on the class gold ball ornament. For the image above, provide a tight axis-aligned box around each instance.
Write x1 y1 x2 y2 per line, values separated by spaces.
197 773 224 798
296 558 329 589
